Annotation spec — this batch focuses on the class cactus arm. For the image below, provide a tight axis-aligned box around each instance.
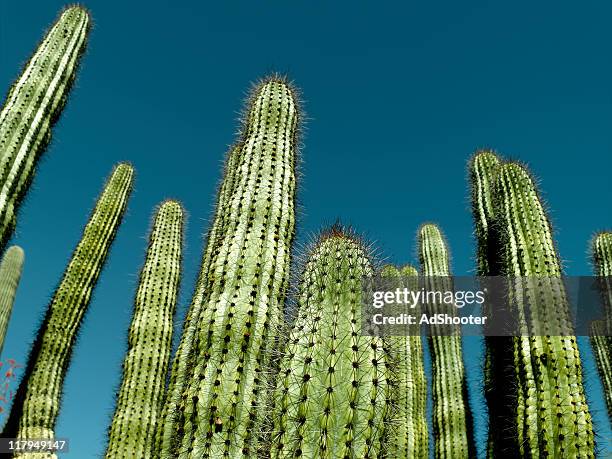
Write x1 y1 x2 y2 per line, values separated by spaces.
0 246 24 356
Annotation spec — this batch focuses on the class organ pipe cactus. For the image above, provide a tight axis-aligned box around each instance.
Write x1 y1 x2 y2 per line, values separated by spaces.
380 264 428 459
1 163 133 447
106 200 184 458
0 6 90 254
158 78 299 458
418 223 475 459
270 228 388 458
0 245 24 356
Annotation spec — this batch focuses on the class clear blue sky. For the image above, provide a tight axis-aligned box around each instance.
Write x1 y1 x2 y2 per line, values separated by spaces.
1 1 611 457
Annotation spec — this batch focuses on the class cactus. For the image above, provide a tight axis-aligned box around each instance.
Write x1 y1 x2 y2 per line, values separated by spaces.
158 78 299 458
418 223 475 459
1 163 133 449
270 228 388 458
488 162 594 457
105 200 184 458
380 264 428 459
0 246 24 356
0 6 90 254
589 232 612 421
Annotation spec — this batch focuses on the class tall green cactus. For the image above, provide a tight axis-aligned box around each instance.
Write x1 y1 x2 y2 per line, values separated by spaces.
418 223 475 459
1 163 133 447
270 228 388 458
106 200 183 458
589 232 612 421
380 264 428 459
489 162 594 457
0 6 90 254
158 78 298 458
0 245 24 356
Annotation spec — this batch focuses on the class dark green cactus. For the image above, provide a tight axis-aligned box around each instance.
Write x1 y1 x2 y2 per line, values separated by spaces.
418 223 475 459
0 6 90 254
1 163 133 444
106 200 184 458
270 228 388 458
158 78 299 458
380 264 428 459
0 245 24 356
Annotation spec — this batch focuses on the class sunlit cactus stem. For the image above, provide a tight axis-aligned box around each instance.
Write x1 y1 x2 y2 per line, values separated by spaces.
105 200 184 458
418 223 474 459
270 228 388 458
0 6 90 254
1 163 133 456
0 246 24 356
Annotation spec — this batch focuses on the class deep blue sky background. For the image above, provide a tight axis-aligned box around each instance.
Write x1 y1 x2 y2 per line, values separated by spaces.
1 1 611 457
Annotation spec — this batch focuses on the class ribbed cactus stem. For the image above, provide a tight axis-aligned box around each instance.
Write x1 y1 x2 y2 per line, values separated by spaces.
106 200 183 458
1 163 133 453
493 162 593 457
0 246 24 356
418 224 474 459
160 78 298 458
270 229 388 458
0 6 90 254
380 264 428 459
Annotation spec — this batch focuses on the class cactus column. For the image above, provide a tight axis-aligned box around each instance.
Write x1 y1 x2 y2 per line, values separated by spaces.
159 78 299 458
106 200 183 458
418 224 475 459
1 163 133 452
0 246 24 356
270 228 388 458
0 6 90 254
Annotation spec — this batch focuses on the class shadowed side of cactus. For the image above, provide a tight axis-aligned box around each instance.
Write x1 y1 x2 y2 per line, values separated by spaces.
159 78 299 458
1 163 133 447
106 200 184 458
270 228 388 458
0 246 24 356
380 264 428 459
418 223 474 459
0 6 90 254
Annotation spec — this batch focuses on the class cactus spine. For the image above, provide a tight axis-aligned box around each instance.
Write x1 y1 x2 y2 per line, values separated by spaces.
589 232 612 421
0 245 24 356
106 200 184 458
418 224 474 459
159 78 298 458
490 162 594 457
380 264 428 458
270 229 388 458
1 163 133 450
0 6 90 254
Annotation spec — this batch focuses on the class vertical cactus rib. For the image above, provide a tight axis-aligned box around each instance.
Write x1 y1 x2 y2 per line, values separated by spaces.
0 163 133 452
0 246 25 356
106 200 183 458
493 162 594 457
161 78 299 458
380 264 428 458
0 6 90 254
270 229 388 458
418 224 475 459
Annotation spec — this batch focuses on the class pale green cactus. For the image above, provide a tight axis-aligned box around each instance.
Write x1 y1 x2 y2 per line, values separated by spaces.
0 245 24 356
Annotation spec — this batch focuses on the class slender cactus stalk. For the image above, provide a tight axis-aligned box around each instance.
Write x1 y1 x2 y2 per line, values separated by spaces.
270 228 388 458
0 246 24 356
0 6 90 254
105 200 184 458
158 78 299 458
418 223 475 459
1 164 133 455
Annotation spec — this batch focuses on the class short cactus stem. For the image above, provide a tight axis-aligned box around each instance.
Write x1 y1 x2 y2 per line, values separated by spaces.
1 163 133 453
106 200 184 458
270 229 388 458
0 245 24 356
0 6 90 254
